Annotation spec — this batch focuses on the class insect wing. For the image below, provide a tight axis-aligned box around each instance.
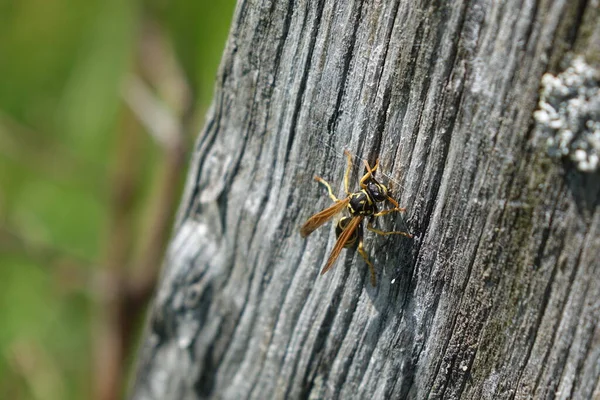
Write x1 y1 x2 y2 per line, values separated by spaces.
300 198 349 237
320 216 363 275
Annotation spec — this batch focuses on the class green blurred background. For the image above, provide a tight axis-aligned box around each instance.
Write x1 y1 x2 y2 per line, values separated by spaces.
0 0 236 399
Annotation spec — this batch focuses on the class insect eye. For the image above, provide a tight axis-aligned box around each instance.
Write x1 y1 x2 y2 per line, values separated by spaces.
375 184 388 201
381 184 389 195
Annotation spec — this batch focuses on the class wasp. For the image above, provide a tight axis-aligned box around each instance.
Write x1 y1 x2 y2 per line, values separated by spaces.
300 150 412 286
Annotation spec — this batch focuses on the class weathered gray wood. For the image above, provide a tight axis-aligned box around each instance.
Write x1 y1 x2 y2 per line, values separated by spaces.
130 1 600 399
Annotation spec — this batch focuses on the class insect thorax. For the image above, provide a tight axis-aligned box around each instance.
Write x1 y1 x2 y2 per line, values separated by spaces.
348 190 376 216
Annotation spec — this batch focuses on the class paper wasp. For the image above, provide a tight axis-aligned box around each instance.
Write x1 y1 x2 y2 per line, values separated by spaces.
300 150 412 286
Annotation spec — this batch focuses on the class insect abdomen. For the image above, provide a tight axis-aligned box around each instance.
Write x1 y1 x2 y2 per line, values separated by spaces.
336 217 362 248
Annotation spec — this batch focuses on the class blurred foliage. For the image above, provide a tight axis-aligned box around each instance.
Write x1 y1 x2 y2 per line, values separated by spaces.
0 0 236 398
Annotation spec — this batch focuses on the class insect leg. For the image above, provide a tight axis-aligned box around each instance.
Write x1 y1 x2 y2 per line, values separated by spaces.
365 158 379 173
367 219 412 238
385 195 400 208
359 158 379 188
314 176 339 202
357 237 376 286
343 150 353 195
373 207 406 217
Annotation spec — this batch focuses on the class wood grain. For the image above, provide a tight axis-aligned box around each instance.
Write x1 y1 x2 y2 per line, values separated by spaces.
130 1 600 399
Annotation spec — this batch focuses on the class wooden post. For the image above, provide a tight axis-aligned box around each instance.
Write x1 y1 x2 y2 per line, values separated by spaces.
130 1 600 398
